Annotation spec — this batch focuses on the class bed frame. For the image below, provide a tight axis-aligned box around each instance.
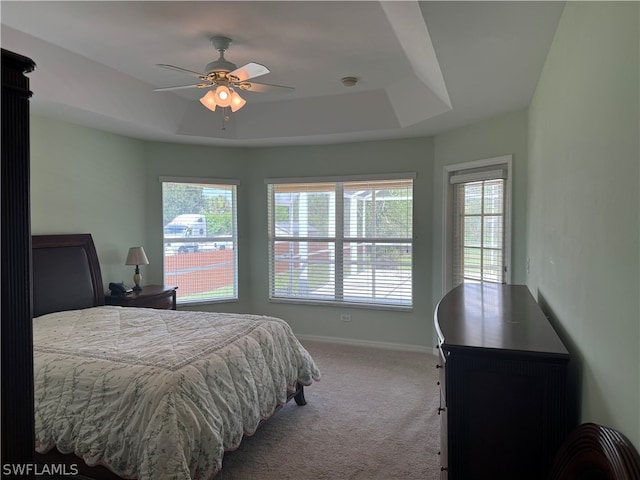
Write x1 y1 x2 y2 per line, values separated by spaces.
548 422 640 480
32 234 105 317
32 233 306 479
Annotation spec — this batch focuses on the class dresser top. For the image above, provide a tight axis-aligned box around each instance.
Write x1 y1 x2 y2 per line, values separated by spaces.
435 284 569 357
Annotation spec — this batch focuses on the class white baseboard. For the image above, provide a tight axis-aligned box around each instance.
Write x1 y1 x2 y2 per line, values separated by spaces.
296 334 437 355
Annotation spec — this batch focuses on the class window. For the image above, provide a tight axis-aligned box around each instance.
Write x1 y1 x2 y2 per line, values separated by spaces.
443 156 511 290
267 175 414 308
161 177 238 304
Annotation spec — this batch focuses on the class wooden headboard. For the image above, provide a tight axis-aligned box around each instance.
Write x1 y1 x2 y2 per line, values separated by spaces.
32 234 104 317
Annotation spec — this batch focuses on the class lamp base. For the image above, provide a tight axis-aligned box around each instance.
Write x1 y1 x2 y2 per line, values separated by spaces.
133 270 142 291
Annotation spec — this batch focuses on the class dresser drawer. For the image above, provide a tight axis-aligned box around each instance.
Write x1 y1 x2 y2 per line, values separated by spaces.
437 346 447 403
439 400 448 479
134 295 174 310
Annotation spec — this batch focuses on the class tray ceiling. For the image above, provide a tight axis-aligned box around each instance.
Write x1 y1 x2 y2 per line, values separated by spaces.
1 1 565 146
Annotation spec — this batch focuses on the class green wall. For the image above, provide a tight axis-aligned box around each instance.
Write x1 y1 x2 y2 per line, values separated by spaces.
30 115 147 287
527 2 639 447
431 108 529 307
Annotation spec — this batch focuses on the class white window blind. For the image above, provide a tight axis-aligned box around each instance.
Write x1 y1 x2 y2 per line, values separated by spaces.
452 175 506 286
161 179 238 304
267 176 414 308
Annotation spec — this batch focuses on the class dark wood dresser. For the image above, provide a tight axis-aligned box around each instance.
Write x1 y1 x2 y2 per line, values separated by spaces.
434 283 572 480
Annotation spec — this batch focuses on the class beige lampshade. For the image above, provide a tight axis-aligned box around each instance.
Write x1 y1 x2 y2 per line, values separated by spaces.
125 246 149 266
200 90 217 112
229 90 246 112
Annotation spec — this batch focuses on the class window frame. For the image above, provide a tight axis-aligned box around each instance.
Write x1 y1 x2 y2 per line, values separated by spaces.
442 155 512 292
266 173 416 311
160 176 239 306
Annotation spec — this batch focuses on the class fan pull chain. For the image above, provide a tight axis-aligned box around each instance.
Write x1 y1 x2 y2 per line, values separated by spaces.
220 108 230 131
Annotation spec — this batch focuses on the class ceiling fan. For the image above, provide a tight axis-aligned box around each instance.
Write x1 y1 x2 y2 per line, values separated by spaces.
154 36 294 113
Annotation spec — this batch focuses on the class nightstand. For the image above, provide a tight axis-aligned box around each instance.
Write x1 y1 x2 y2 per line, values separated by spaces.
105 285 177 310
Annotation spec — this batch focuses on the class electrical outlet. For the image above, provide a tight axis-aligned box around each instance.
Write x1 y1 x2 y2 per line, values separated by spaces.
340 314 351 322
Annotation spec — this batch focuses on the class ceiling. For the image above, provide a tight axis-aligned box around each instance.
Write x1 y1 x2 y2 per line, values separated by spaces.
1 1 565 147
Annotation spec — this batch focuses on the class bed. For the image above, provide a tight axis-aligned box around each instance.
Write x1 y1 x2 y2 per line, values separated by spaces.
549 422 640 480
31 233 321 480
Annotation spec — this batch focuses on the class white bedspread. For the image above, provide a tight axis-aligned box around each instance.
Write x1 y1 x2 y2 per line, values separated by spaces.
33 306 321 479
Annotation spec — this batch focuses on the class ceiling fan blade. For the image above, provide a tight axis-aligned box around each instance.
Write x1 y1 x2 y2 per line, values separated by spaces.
156 64 206 80
238 81 295 94
154 83 209 92
228 62 270 82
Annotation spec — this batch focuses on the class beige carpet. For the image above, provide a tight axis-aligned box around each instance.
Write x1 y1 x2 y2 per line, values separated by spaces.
216 340 441 479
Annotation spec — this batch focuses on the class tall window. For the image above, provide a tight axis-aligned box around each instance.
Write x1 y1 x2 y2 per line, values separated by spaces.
267 175 414 309
161 177 238 304
453 178 505 284
443 156 511 290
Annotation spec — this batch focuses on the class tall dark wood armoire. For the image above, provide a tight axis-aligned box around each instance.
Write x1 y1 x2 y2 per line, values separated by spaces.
2 49 36 474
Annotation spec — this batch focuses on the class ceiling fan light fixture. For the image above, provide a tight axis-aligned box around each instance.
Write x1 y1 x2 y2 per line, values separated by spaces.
200 86 245 113
199 90 218 112
214 85 232 107
156 35 294 117
229 89 246 112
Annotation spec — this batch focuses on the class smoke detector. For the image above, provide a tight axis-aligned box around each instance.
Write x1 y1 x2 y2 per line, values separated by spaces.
341 76 359 87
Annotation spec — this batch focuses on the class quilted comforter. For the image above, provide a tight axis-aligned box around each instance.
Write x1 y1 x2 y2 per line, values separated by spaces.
33 306 321 479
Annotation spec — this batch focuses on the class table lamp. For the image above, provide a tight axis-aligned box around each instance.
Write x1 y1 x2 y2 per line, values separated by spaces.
125 246 149 291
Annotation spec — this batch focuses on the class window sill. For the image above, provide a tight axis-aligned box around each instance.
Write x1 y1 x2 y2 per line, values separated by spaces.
177 298 239 308
268 297 413 312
